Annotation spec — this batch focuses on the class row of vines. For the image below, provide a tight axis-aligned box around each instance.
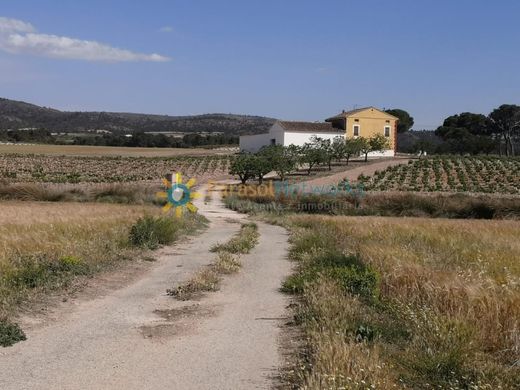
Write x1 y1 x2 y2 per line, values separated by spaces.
363 156 520 194
0 154 234 183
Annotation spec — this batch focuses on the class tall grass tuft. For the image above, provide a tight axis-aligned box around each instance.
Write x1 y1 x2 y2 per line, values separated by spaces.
169 222 260 300
129 214 207 250
210 223 259 254
280 215 520 389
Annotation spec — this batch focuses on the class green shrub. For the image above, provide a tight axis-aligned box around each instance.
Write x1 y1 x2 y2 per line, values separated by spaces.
312 251 364 269
0 319 26 347
4 254 88 290
325 265 379 301
281 273 308 294
399 315 478 388
282 250 379 300
458 202 495 219
58 255 84 271
129 215 178 249
288 231 336 260
129 214 207 250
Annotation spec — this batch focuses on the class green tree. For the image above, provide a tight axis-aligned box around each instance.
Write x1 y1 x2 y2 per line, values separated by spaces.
489 104 520 156
301 137 327 175
385 108 414 133
344 137 364 165
251 153 273 184
258 145 298 181
229 153 257 184
369 134 390 157
434 112 498 155
436 112 492 139
315 137 335 170
331 136 347 163
357 137 371 162
412 139 434 157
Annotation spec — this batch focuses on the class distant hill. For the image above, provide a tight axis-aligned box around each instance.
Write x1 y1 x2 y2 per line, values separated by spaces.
0 98 276 135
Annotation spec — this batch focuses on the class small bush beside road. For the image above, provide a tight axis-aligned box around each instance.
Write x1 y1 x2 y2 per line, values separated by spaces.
0 319 26 347
129 214 206 250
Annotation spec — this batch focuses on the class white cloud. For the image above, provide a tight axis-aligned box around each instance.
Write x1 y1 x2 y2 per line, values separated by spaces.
0 16 170 62
0 17 35 33
159 26 173 33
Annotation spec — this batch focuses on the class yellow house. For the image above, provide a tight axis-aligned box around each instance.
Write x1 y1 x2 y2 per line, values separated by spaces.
325 107 398 156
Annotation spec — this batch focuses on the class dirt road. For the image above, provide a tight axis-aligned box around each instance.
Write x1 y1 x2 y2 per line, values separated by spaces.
0 187 291 389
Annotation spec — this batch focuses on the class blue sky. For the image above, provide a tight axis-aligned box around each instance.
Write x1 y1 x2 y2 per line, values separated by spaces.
1 0 519 129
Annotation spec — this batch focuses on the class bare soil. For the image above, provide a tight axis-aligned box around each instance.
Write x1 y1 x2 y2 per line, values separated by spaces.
0 143 235 157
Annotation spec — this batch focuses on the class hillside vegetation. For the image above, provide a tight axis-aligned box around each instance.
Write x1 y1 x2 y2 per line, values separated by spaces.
0 98 275 135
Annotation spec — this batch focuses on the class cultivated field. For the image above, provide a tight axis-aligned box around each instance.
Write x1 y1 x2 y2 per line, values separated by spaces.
0 154 233 183
282 215 520 389
363 156 520 194
0 143 235 157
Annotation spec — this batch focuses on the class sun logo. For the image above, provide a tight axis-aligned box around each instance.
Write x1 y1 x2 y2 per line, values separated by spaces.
157 173 200 217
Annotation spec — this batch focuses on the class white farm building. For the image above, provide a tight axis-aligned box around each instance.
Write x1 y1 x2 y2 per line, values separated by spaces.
239 121 344 153
239 107 398 157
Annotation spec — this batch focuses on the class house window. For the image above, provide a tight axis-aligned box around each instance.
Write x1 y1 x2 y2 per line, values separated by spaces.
353 125 360 137
384 126 391 137
270 138 276 145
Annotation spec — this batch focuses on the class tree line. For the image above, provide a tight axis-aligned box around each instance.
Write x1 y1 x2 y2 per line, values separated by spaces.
73 132 238 148
434 104 520 156
397 104 520 156
0 129 238 148
229 134 390 184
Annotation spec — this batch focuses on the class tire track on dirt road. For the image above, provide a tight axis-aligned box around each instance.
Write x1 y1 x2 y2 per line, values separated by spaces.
0 185 291 390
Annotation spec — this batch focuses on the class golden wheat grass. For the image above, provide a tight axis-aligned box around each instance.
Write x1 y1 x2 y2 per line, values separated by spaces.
283 215 520 389
0 201 159 318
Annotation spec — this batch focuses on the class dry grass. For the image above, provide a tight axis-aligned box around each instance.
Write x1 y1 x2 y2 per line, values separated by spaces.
0 144 224 157
323 216 520 284
213 251 241 274
0 202 156 262
167 267 221 301
282 215 520 389
168 223 259 300
224 188 520 220
0 202 160 319
210 222 260 254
